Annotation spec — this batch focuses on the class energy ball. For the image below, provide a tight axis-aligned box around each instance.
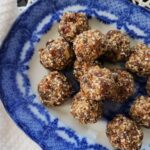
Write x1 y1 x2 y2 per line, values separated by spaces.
130 96 150 128
70 92 102 124
106 115 143 150
39 38 74 70
147 76 150 96
58 12 89 42
111 69 135 102
80 66 116 101
73 60 100 81
73 29 106 62
126 43 150 76
105 30 130 62
38 71 72 106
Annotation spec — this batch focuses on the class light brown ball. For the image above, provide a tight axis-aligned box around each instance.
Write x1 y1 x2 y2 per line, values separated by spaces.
38 71 72 106
126 43 150 76
70 92 102 124
146 76 150 96
73 29 106 62
106 115 143 150
80 66 116 101
111 69 135 102
130 96 150 128
105 30 130 62
58 12 89 42
73 60 100 81
39 38 74 70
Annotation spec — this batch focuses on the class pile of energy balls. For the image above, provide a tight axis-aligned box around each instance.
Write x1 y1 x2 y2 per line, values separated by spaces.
38 12 150 150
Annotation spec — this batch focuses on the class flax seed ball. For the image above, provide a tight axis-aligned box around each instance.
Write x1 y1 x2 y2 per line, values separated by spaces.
39 38 74 70
111 69 135 103
105 30 130 62
73 29 106 62
70 92 102 124
73 60 100 81
80 66 116 101
106 115 143 150
38 71 72 106
126 43 150 76
130 96 150 128
147 76 150 96
58 12 89 42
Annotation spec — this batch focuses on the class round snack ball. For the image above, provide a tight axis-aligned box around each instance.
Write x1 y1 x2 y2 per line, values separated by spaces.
70 92 102 124
106 115 143 150
130 96 150 128
147 76 150 96
73 60 100 81
126 43 150 76
39 38 74 70
105 30 130 61
38 71 72 106
80 66 116 101
58 12 89 42
111 69 135 102
73 29 106 62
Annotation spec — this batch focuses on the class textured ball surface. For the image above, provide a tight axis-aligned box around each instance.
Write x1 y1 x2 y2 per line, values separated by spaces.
38 71 72 106
126 43 150 76
58 12 89 42
73 29 106 62
111 69 135 102
146 76 150 96
39 38 74 70
80 66 116 101
106 115 143 150
73 60 100 81
105 30 130 62
70 92 102 124
130 96 150 128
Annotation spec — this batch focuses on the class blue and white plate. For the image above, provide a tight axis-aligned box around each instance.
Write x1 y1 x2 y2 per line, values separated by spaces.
1 0 150 149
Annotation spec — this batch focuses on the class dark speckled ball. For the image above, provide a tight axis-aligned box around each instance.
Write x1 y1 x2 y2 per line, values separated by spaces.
73 29 106 62
106 115 143 150
105 30 130 62
130 96 150 128
147 76 150 96
70 92 103 124
126 43 150 76
39 38 74 70
38 71 72 106
111 69 135 103
58 12 89 42
80 66 116 101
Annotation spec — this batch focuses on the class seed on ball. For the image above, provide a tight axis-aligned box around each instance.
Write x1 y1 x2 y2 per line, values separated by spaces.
106 115 143 150
70 92 103 124
105 30 130 62
126 43 150 76
130 96 150 128
80 66 116 101
58 12 89 42
111 69 135 103
38 71 72 106
73 29 106 62
147 76 150 96
39 38 74 70
73 60 101 81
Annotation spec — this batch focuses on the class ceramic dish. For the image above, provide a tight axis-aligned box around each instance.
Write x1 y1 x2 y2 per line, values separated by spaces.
1 0 150 149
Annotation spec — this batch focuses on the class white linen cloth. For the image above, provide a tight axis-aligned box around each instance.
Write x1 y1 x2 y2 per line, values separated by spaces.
0 0 41 150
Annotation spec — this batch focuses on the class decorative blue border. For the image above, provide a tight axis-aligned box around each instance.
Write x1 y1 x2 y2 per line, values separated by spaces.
0 0 150 149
